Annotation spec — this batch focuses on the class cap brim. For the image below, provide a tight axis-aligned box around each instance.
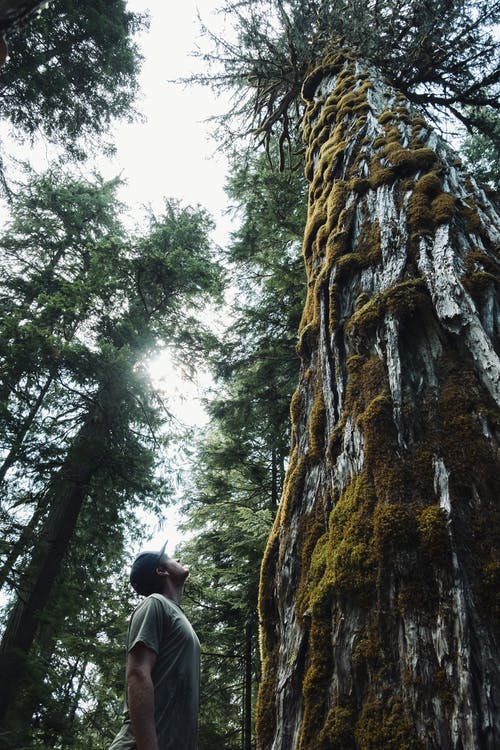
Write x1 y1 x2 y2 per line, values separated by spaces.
158 540 168 558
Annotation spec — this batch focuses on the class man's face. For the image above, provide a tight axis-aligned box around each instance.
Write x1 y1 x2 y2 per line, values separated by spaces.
160 555 190 583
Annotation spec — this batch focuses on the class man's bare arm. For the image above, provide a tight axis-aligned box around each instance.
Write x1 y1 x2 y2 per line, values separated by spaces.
127 643 158 750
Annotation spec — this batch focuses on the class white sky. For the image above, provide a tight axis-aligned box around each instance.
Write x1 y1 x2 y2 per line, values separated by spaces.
105 1 232 243
108 1 233 553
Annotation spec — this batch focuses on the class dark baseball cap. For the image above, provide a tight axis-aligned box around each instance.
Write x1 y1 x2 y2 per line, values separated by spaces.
129 540 168 596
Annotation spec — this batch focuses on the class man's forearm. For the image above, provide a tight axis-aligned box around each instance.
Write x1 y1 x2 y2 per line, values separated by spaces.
127 672 159 750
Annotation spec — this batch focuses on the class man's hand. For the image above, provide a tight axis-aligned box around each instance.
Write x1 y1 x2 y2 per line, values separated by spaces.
127 643 158 750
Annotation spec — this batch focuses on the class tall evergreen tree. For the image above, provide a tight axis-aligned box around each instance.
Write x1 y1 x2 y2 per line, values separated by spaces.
0 171 223 746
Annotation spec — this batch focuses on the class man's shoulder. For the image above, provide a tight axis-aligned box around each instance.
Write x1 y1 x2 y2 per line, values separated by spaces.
138 593 182 617
131 595 188 629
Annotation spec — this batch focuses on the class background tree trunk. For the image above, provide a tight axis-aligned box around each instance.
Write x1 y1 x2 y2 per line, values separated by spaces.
0 403 107 728
257 51 500 750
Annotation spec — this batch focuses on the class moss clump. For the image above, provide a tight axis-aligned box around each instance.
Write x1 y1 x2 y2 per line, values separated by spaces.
348 176 371 194
463 271 498 300
416 505 450 566
378 110 396 125
462 202 482 233
335 220 382 282
255 656 278 750
408 172 457 234
369 162 395 188
301 52 352 100
298 619 333 750
354 291 372 310
462 250 500 305
352 627 382 668
309 383 327 462
414 172 441 197
278 450 308 529
382 143 436 176
408 190 433 233
290 386 302 427
355 698 421 749
374 502 418 558
307 473 378 605
296 509 328 620
317 705 356 749
431 193 456 224
345 279 428 340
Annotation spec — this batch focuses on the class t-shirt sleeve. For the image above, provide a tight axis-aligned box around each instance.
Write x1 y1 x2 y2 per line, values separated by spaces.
128 596 167 655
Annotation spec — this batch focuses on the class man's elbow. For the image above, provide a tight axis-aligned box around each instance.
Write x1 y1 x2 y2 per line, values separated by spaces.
127 664 153 686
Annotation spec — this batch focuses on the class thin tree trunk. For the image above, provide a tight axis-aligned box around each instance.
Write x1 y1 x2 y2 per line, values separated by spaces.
243 621 253 750
0 497 45 591
257 52 500 750
0 372 54 484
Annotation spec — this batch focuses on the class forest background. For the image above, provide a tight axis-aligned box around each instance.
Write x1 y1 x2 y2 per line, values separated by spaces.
0 1 498 749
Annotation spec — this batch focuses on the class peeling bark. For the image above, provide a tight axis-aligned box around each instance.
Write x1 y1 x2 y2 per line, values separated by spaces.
257 51 500 750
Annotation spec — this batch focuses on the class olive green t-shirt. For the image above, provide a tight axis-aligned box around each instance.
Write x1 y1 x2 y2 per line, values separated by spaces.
109 594 200 750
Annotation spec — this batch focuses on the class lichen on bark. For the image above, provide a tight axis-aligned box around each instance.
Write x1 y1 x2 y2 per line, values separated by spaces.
257 48 500 750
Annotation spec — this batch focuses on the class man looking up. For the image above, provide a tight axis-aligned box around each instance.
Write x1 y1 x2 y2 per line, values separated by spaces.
109 542 200 750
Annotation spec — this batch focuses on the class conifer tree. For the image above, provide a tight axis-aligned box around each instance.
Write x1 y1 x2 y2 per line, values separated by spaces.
0 171 223 745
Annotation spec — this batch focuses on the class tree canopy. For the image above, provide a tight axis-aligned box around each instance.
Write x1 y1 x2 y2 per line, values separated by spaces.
0 0 146 155
192 0 499 168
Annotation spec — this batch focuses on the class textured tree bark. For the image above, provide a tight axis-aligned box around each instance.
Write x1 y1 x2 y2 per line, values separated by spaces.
257 50 500 750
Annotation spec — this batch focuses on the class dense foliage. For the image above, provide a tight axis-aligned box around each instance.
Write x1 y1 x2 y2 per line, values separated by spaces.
0 0 145 156
178 151 307 749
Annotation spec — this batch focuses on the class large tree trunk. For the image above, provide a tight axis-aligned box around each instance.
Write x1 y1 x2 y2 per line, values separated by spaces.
257 51 500 750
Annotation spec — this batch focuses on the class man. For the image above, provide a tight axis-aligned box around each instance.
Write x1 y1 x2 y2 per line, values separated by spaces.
109 542 200 750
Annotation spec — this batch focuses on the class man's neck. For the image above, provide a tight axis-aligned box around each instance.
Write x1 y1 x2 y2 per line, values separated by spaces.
161 581 184 605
